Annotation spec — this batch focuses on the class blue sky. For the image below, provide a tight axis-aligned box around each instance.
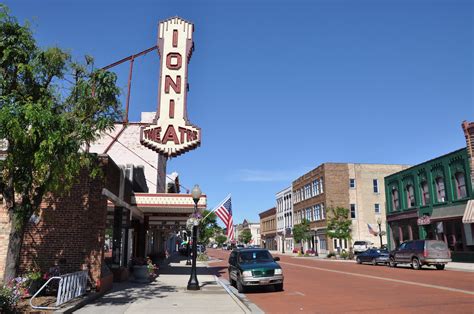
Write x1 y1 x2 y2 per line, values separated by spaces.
6 0 473 225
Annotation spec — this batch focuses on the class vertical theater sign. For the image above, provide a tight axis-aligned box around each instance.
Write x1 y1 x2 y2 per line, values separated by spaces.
141 17 201 157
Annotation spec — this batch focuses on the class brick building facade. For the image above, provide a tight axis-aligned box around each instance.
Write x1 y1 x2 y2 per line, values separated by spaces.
259 207 277 250
293 163 408 255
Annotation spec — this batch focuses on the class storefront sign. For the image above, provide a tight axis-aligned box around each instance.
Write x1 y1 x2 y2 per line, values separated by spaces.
141 17 201 157
417 215 431 225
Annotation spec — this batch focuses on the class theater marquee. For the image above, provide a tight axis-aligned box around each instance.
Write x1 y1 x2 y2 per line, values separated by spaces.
141 17 201 157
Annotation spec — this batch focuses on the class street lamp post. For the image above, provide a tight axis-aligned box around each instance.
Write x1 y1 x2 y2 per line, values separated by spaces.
186 231 191 265
187 184 202 291
377 217 383 248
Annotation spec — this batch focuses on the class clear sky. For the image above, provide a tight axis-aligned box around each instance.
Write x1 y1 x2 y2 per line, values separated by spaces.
5 0 473 225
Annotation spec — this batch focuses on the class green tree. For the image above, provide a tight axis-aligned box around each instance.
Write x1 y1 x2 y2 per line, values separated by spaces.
239 229 252 244
293 219 311 252
0 6 121 280
326 207 352 250
198 210 221 246
215 234 227 247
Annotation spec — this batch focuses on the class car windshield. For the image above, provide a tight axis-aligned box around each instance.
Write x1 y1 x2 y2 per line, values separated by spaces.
354 241 366 245
239 250 274 263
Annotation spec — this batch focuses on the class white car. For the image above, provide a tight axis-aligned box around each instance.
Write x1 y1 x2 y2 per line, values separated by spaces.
353 241 374 254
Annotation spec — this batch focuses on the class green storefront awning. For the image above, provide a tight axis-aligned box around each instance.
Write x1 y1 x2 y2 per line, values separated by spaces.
431 203 467 220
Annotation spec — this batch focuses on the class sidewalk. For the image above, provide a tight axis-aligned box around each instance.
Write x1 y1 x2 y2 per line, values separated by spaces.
73 255 249 314
268 250 474 271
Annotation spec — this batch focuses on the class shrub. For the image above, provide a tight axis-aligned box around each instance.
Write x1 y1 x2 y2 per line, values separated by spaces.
297 251 303 257
305 249 315 255
340 250 349 259
197 253 209 261
327 251 336 258
292 248 299 254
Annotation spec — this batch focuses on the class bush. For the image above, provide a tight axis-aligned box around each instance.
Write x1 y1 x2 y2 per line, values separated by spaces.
327 251 336 258
340 250 349 259
305 249 315 255
292 248 299 254
297 251 303 257
197 253 209 261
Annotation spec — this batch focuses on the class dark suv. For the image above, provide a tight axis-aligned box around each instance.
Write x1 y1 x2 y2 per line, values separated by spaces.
228 248 283 293
389 240 451 270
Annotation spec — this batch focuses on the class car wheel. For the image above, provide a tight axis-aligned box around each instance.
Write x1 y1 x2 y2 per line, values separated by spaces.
372 258 377 266
356 257 361 264
412 258 421 270
274 283 284 292
236 278 245 293
389 257 397 268
436 264 445 270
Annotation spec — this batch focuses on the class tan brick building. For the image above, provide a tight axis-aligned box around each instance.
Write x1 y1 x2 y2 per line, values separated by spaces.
292 163 409 255
259 207 277 250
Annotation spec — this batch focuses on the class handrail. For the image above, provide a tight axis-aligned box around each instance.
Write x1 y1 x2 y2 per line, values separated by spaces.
29 276 61 310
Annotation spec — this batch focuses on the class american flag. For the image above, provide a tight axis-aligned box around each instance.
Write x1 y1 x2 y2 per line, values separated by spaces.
368 223 378 236
214 195 234 241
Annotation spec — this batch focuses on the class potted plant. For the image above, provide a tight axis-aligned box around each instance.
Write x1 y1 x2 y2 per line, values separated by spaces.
24 267 44 296
131 257 149 283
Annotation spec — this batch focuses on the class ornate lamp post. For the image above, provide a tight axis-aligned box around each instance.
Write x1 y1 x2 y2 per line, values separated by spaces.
376 217 383 248
187 184 202 290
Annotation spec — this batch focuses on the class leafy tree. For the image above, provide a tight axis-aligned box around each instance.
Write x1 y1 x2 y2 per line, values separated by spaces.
239 229 252 244
0 6 121 280
198 210 221 245
326 207 352 249
215 234 227 247
293 219 311 252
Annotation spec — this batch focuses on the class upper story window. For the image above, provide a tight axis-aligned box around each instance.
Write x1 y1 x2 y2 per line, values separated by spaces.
321 203 325 219
313 204 321 221
350 179 356 188
374 203 380 214
350 204 357 219
313 179 320 195
320 178 324 193
435 177 446 202
391 187 400 211
420 181 430 206
304 184 312 199
455 172 467 199
373 179 379 193
406 184 415 208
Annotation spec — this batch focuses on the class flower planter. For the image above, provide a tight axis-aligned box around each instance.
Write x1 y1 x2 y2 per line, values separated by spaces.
132 265 150 283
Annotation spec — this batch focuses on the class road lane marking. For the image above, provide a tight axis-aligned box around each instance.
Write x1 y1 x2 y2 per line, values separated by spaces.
280 261 474 296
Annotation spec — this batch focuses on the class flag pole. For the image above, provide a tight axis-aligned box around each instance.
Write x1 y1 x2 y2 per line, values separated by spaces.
200 194 231 223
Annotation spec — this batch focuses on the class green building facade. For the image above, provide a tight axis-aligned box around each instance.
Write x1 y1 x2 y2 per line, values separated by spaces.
385 148 474 262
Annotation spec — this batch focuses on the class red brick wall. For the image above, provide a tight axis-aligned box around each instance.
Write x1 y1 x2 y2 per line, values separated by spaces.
19 168 107 284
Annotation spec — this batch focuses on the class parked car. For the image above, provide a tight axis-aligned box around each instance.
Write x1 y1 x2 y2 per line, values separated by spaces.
236 244 245 249
356 249 389 265
228 248 284 293
389 240 451 270
353 241 374 254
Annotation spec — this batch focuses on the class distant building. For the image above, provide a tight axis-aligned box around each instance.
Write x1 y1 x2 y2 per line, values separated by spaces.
259 207 277 250
384 121 474 262
293 163 409 255
237 219 261 246
276 186 294 252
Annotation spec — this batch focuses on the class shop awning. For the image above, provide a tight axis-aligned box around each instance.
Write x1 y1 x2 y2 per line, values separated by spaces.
462 200 474 223
431 203 467 220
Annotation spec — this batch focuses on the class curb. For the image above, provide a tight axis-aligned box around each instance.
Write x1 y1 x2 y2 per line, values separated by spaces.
215 277 264 314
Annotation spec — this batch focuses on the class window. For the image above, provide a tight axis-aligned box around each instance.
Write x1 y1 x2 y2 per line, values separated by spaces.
350 204 356 219
406 184 415 208
373 179 379 193
314 204 321 220
313 179 320 195
391 187 400 210
321 203 325 219
350 179 356 188
420 181 430 206
435 177 446 202
374 203 380 214
455 172 467 199
319 238 327 250
320 178 324 193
